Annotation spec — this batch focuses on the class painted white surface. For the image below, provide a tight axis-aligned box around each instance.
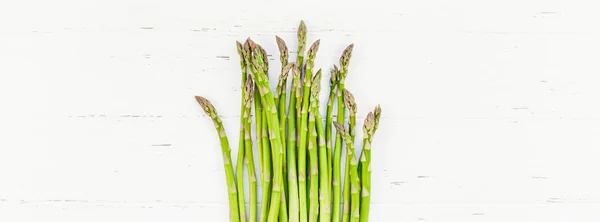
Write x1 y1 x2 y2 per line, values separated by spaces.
1 0 600 221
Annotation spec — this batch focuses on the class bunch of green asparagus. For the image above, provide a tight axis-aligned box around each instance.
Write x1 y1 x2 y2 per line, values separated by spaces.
195 21 382 222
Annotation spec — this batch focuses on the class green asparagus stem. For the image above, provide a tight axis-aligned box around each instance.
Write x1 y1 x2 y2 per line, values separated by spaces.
333 44 353 222
316 104 331 222
308 70 322 222
287 66 302 222
243 78 258 222
248 41 285 222
298 40 320 222
194 96 240 222
295 21 307 70
261 108 272 222
326 66 339 212
275 37 290 180
359 110 376 222
342 89 358 222
275 60 293 222
236 42 248 222
333 122 360 222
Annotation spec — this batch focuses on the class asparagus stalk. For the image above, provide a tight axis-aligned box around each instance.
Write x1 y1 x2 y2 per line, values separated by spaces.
261 107 272 222
333 44 354 222
236 42 248 222
298 40 320 222
315 89 332 222
333 122 360 222
243 78 258 222
359 110 377 222
287 66 302 222
308 70 322 222
342 89 357 222
275 61 293 222
325 66 339 208
194 96 240 222
248 41 285 222
275 36 290 178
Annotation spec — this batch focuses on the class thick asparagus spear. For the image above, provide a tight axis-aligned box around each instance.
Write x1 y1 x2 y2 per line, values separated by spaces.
298 40 320 222
243 78 258 222
287 66 302 222
308 70 322 222
333 122 360 222
194 96 240 222
342 89 358 222
333 44 354 222
248 41 285 222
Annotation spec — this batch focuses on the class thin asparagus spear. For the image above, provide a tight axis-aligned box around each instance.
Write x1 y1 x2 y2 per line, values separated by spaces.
342 89 358 222
249 41 285 222
243 78 258 222
236 41 250 222
359 110 377 222
287 66 302 222
194 96 240 222
308 70 322 222
315 100 331 222
275 37 290 179
333 44 354 222
275 62 293 222
325 66 339 210
261 108 272 222
295 21 307 70
298 40 320 222
333 122 360 222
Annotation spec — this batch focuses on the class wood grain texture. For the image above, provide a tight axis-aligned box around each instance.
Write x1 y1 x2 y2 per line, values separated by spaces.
1 0 600 221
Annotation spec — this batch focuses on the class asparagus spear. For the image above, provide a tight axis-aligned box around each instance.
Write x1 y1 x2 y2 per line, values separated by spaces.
298 40 320 222
342 89 357 222
275 36 290 177
287 66 302 222
275 61 293 222
333 122 360 222
315 88 332 222
333 44 353 222
359 110 376 222
308 70 322 222
261 107 272 222
243 78 258 222
235 41 249 222
194 96 240 222
248 41 285 222
325 66 339 209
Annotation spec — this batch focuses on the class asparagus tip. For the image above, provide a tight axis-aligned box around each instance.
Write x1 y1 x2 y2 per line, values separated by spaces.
307 39 321 58
343 88 357 114
194 96 215 115
333 121 345 134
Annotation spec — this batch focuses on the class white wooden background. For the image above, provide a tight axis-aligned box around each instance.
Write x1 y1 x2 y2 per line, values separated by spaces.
2 0 600 221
